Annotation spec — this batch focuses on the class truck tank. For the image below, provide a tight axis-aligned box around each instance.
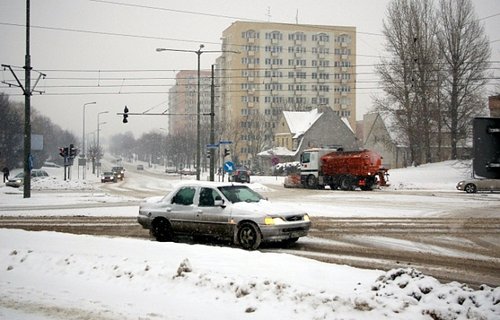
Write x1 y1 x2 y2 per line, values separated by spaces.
320 150 387 190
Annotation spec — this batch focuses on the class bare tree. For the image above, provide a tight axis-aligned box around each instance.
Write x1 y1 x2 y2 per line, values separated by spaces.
437 0 490 159
376 0 439 164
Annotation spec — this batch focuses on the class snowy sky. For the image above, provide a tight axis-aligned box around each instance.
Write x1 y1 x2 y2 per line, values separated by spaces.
0 0 499 141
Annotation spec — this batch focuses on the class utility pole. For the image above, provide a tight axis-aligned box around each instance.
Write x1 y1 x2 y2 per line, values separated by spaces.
23 0 31 198
1 0 45 198
156 46 239 181
209 64 215 181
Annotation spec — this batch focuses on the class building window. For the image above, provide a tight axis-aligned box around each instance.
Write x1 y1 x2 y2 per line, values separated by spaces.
336 34 352 44
244 45 259 52
265 31 283 40
265 70 283 78
264 58 283 65
312 33 330 42
288 59 306 66
241 57 260 65
334 48 351 55
288 32 306 41
265 45 283 53
242 30 259 39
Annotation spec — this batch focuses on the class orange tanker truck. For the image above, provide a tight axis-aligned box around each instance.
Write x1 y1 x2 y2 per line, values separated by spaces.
289 148 388 190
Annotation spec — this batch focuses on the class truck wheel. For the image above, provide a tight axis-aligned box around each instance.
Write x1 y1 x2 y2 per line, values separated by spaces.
340 177 353 191
306 175 317 189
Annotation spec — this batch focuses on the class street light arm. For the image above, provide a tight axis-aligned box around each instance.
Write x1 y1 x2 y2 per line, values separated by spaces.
156 48 199 54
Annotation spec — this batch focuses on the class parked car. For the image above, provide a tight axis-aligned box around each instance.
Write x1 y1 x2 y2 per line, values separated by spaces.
136 164 144 170
456 178 500 193
5 169 49 188
230 167 251 183
112 166 125 180
180 168 196 175
165 166 178 174
137 182 311 250
101 171 118 183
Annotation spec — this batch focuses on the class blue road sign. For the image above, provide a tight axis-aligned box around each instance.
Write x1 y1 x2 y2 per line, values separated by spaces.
223 161 235 173
219 140 233 144
206 144 219 149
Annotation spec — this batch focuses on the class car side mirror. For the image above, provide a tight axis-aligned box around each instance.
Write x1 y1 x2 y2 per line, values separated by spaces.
214 199 225 208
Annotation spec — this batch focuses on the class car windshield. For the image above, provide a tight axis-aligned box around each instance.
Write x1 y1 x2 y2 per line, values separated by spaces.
217 185 264 203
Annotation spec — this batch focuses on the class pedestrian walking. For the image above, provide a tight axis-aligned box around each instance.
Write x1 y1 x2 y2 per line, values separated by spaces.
2 167 9 183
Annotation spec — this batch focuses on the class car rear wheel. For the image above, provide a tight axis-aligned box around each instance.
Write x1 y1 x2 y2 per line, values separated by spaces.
237 222 261 250
464 183 477 193
151 218 173 242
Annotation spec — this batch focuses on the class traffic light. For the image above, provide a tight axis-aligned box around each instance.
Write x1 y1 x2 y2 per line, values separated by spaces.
123 106 129 123
69 144 78 157
59 147 69 157
224 148 230 157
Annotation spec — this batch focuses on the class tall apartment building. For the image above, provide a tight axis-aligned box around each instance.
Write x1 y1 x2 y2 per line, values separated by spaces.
217 21 356 166
168 70 212 136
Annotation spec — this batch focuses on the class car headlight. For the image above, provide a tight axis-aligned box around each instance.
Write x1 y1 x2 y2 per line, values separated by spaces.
264 216 286 225
304 214 310 222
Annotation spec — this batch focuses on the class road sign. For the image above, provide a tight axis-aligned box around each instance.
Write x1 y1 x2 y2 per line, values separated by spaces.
271 156 280 166
219 140 232 144
206 144 219 149
223 161 235 173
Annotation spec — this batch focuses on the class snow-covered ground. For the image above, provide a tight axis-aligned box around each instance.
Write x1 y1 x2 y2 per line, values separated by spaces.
1 160 499 319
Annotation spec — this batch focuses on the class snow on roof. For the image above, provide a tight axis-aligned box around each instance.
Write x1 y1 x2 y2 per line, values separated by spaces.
341 117 354 132
375 112 407 147
257 146 297 157
283 109 323 138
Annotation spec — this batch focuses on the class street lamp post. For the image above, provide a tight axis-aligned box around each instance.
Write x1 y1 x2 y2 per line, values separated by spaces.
82 101 96 179
156 45 239 181
96 111 108 176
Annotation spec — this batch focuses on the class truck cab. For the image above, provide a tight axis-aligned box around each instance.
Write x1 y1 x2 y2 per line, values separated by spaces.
300 148 339 188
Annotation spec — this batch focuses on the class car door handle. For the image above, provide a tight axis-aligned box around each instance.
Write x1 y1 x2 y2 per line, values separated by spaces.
166 208 172 212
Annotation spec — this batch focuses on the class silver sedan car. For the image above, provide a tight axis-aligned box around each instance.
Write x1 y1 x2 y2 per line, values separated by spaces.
456 178 500 193
138 182 311 250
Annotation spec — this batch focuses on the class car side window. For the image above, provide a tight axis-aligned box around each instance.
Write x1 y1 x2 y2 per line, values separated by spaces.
172 187 195 206
198 188 218 207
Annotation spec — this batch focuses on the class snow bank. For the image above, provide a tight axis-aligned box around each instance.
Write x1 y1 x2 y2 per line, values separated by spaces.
1 229 498 320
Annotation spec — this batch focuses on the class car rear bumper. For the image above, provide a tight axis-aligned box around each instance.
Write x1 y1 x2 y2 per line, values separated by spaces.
137 215 152 229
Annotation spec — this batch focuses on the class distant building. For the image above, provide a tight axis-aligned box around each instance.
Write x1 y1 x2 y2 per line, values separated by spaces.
258 108 359 172
489 95 500 118
217 21 356 166
361 113 409 169
361 112 472 168
168 70 212 135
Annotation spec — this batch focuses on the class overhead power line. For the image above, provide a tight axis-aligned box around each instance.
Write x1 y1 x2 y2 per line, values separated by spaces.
89 0 261 22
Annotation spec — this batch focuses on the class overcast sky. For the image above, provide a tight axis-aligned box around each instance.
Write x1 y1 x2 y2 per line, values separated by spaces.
1 0 499 143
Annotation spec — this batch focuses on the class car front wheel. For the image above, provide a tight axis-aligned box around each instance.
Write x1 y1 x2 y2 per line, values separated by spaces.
237 222 262 250
464 183 477 193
